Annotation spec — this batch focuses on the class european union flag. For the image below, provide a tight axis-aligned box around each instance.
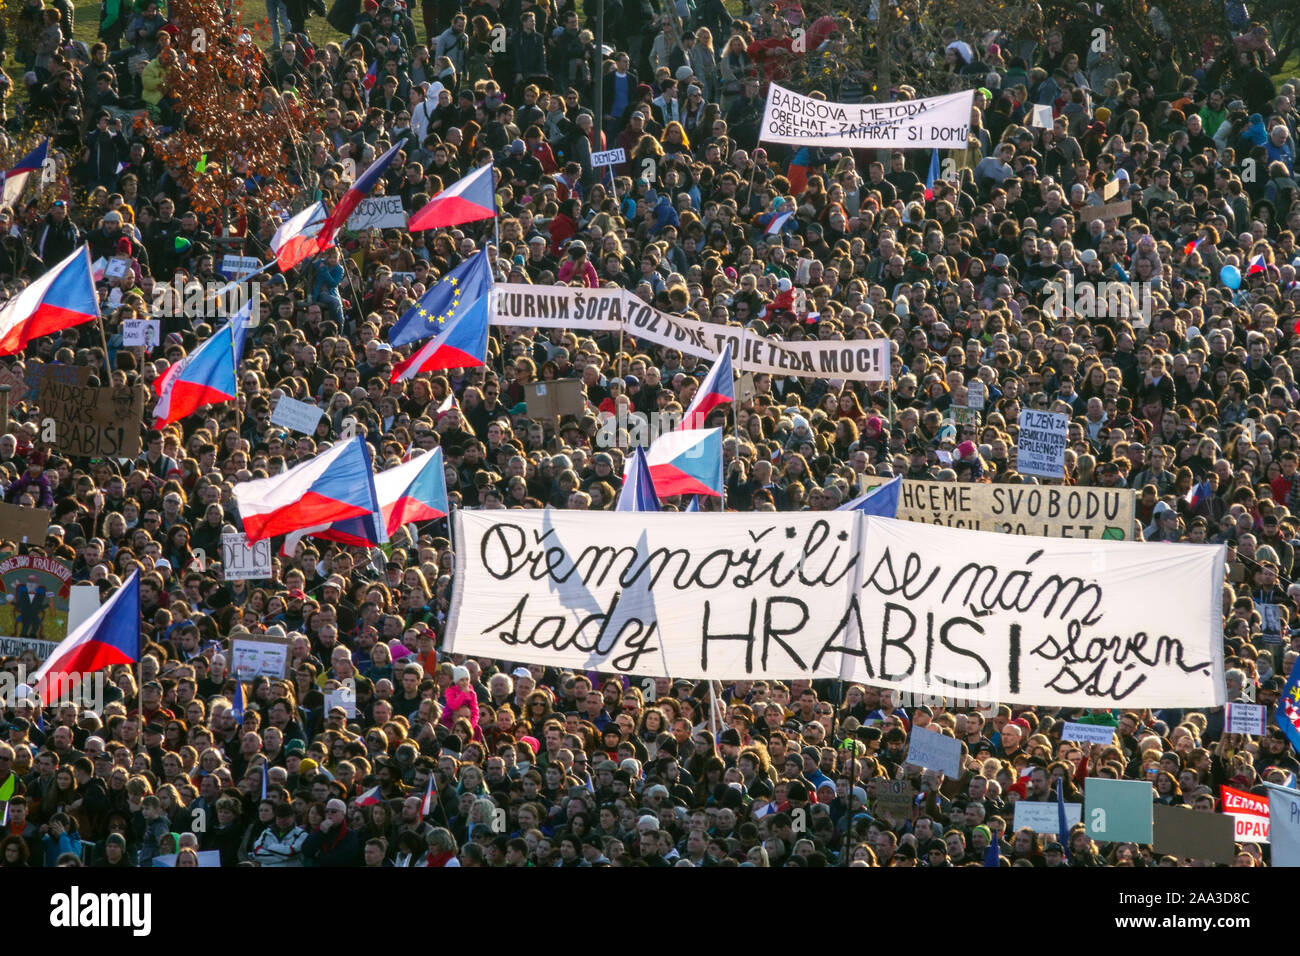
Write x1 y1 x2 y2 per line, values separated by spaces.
387 251 493 348
1278 657 1300 754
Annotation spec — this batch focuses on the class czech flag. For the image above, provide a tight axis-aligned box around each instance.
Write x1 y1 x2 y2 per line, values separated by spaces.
420 773 436 817
682 349 734 430
765 208 794 236
390 264 492 381
388 250 492 348
1247 253 1267 275
1185 479 1212 510
233 435 387 545
408 163 497 232
0 138 49 209
271 201 329 272
0 245 99 356
645 427 724 498
375 446 449 533
615 447 660 512
29 570 140 706
1183 237 1203 256
231 679 246 724
152 299 252 427
315 140 404 256
924 147 939 200
363 61 378 91
837 475 902 516
283 443 450 554
356 785 384 807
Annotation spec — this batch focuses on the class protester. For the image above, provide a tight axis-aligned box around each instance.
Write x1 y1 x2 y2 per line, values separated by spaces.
0 0 1296 869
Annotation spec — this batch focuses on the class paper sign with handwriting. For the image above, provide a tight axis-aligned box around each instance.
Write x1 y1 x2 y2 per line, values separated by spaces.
1061 722 1117 746
448 513 1225 708
1013 800 1082 836
904 726 962 777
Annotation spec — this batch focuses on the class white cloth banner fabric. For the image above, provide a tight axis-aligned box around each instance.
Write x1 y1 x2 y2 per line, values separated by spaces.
448 512 1226 708
489 284 891 382
760 83 974 150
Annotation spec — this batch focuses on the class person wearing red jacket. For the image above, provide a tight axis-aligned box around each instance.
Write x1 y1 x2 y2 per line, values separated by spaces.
747 21 796 87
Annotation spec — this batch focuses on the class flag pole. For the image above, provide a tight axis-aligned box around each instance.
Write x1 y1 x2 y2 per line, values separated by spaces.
95 314 114 384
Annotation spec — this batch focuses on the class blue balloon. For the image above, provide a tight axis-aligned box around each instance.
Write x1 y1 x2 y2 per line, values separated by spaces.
1220 265 1242 289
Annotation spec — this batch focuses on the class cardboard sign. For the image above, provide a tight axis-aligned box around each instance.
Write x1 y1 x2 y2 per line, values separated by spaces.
1225 702 1267 736
591 147 626 168
1061 722 1117 747
230 635 289 679
1152 804 1236 863
1029 104 1053 129
1013 800 1082 836
872 778 915 817
221 533 272 581
36 382 145 460
1016 409 1068 479
221 255 262 278
951 405 981 427
1084 778 1153 842
1080 199 1133 222
270 395 325 435
864 477 1135 539
0 503 49 544
122 319 161 348
104 258 131 279
737 372 757 404
524 379 586 420
24 364 90 404
1102 177 1121 201
905 726 962 778
965 380 986 410
345 195 408 232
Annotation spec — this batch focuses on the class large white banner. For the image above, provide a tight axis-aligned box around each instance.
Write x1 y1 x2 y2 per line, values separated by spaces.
760 84 974 150
448 512 1226 708
489 284 891 382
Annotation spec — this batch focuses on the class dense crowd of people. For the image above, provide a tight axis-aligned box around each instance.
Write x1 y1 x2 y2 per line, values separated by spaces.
0 0 1297 867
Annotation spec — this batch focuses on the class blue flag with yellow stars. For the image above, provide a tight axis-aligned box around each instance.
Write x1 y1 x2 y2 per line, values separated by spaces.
1278 657 1300 754
387 250 493 348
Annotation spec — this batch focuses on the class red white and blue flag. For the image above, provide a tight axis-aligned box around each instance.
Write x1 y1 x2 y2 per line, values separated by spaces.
924 147 939 200
30 570 140 706
376 446 449 533
408 163 496 231
0 245 99 355
152 299 252 427
1185 479 1212 510
390 255 492 381
420 773 436 817
681 349 734 429
0 138 49 209
233 435 387 545
357 786 384 807
837 475 902 516
615 447 660 512
1247 253 1268 275
282 446 448 554
271 201 330 272
645 427 724 498
314 141 404 258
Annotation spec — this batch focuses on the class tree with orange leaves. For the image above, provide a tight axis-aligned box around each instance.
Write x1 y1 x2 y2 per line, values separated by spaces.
150 0 321 235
